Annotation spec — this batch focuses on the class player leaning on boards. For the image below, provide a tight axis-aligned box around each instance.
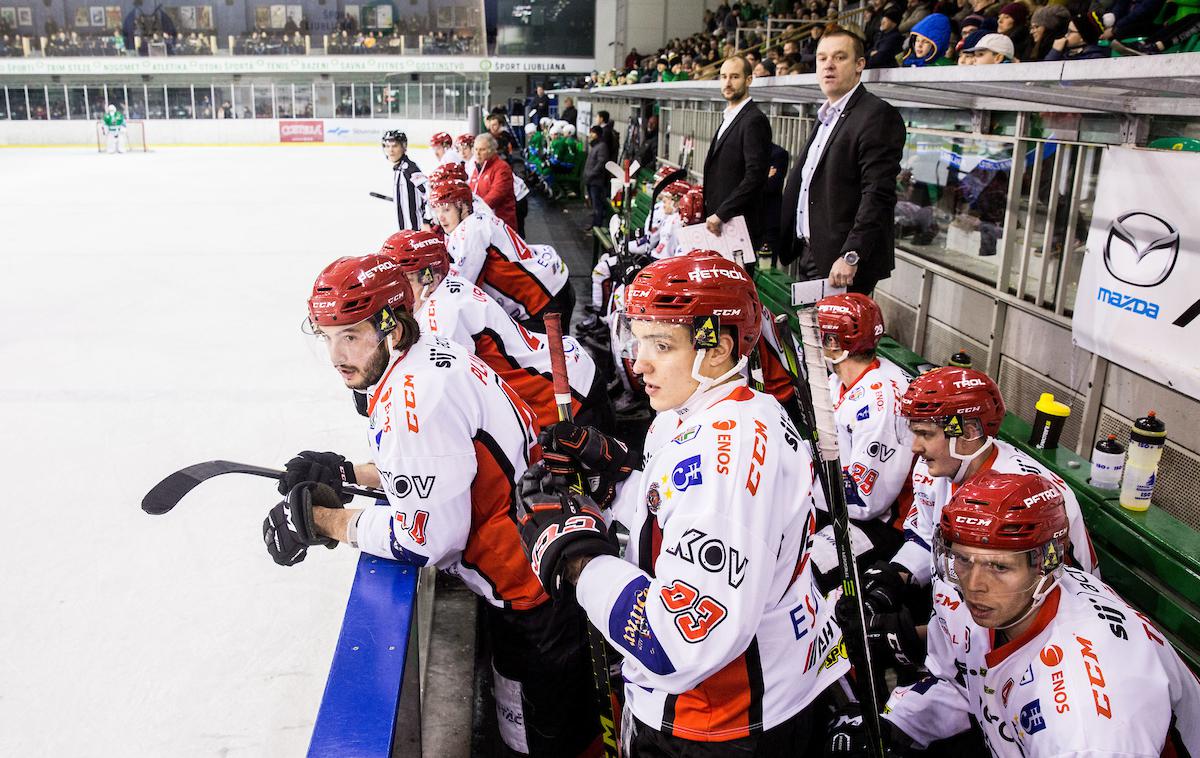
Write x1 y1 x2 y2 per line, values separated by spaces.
517 253 848 755
261 254 599 756
839 368 1099 670
429 178 574 332
862 472 1200 756
807 293 915 592
379 229 615 434
381 130 428 232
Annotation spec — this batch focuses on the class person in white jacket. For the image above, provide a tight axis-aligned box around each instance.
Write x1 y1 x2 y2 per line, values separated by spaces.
874 471 1200 757
516 253 848 756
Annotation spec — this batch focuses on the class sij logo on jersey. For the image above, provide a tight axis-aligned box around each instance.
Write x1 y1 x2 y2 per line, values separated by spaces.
1019 699 1046 734
671 455 704 491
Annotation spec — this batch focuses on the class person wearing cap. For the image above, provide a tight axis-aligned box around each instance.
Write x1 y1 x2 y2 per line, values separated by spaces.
866 6 905 67
1045 12 1109 60
966 32 1016 63
1029 4 1070 60
901 12 953 66
956 27 991 63
997 2 1032 60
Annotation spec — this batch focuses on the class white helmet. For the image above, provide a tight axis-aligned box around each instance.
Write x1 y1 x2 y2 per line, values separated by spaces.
539 117 552 129
106 104 116 114
549 123 563 137
524 123 537 135
563 124 576 138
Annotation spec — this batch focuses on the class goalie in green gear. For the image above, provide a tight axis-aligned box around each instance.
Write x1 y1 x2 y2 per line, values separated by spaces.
102 104 127 154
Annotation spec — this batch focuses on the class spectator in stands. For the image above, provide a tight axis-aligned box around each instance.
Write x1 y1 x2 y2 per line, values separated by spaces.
966 32 1015 62
1131 11 1200 52
754 59 777 76
560 97 577 128
997 2 1032 60
1103 0 1166 41
956 27 989 62
954 0 1002 24
902 13 953 65
780 30 906 294
777 58 793 75
900 0 936 34
624 47 640 69
1030 5 1071 60
470 134 518 231
702 56 773 249
798 22 825 72
867 7 905 66
583 125 612 231
1046 12 1109 59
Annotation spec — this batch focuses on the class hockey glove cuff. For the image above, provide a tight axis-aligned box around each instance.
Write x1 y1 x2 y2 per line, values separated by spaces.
539 422 638 508
279 450 356 504
263 483 343 566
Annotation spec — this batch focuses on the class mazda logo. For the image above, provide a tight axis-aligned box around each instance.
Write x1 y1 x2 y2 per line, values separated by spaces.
1103 210 1180 288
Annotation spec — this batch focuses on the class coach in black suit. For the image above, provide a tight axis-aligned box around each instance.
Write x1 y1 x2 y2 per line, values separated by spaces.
780 30 906 294
702 56 772 250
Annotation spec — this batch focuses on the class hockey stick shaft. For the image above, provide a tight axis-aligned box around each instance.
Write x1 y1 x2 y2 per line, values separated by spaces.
544 313 622 758
783 310 887 757
142 460 383 515
369 191 394 202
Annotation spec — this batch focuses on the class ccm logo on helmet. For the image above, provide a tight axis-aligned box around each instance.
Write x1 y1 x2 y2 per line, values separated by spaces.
688 267 746 283
955 515 993 526
953 377 987 389
1023 489 1058 506
311 300 336 310
712 309 742 316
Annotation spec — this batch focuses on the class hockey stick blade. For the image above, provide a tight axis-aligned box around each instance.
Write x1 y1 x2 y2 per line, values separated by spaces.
142 460 382 515
648 168 688 232
369 191 394 202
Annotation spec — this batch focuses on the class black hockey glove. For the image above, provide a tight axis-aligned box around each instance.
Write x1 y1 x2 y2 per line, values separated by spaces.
263 483 342 567
539 422 638 509
835 593 925 669
515 462 617 601
279 450 357 504
824 704 912 757
859 560 913 615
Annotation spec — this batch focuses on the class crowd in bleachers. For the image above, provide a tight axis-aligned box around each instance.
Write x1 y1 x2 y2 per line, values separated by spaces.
0 34 28 56
235 31 305 55
584 0 1198 87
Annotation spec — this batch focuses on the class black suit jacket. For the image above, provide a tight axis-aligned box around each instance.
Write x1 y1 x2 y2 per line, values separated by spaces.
779 85 906 284
702 99 772 248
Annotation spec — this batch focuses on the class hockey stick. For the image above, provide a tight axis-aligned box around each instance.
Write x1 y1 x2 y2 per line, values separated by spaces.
142 460 383 516
544 314 622 758
777 310 887 758
369 191 394 202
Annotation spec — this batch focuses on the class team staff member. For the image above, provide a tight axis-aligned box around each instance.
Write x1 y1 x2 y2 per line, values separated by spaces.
381 130 428 232
779 30 905 294
381 229 614 433
471 133 519 231
878 472 1200 755
519 254 848 756
430 179 573 331
262 254 599 756
843 367 1098 669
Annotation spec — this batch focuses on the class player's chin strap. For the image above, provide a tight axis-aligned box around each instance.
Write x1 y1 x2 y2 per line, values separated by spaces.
825 349 850 366
948 436 994 484
677 350 748 417
994 571 1062 631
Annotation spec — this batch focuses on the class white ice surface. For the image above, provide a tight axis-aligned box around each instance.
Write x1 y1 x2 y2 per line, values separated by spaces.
0 145 432 757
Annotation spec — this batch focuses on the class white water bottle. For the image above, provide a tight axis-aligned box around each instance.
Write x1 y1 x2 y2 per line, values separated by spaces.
1090 434 1124 491
1120 411 1167 512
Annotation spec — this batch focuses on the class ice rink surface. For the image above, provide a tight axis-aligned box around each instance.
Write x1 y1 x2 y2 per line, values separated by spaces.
0 145 437 756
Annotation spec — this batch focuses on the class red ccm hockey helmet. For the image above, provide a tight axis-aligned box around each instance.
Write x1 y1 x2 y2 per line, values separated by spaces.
428 179 473 208
379 230 452 283
430 162 468 183
623 252 762 359
307 254 414 333
431 131 454 148
900 367 1006 437
677 187 705 225
816 292 885 355
936 471 1071 579
456 133 476 154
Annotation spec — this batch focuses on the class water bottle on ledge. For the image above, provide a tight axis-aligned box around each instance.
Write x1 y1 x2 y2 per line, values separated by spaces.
948 348 972 368
1029 393 1070 451
1120 411 1167 512
1090 434 1124 491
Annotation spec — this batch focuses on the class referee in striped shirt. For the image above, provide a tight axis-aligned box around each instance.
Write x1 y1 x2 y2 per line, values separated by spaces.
382 130 428 231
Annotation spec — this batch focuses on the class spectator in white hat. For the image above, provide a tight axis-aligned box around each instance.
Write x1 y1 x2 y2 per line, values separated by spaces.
965 32 1015 63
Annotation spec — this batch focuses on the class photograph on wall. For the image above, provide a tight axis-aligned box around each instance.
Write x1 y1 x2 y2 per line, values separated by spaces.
344 4 360 27
75 7 91 27
196 5 212 29
254 6 270 29
436 5 453 27
0 8 15 29
179 6 196 30
286 4 302 27
90 6 105 26
106 6 122 28
164 6 182 29
17 7 33 28
270 4 286 29
372 4 392 29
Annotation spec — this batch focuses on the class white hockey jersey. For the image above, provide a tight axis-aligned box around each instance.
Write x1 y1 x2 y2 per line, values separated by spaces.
576 382 849 740
355 333 547 610
884 569 1200 756
437 147 465 166
826 359 914 524
445 212 568 321
417 274 596 429
893 440 1098 586
652 213 685 259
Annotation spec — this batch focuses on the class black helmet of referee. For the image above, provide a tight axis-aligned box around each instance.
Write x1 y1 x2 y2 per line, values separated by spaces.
381 130 408 146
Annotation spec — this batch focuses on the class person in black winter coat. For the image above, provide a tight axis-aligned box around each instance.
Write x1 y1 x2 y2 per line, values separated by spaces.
867 8 905 67
1045 12 1110 60
583 125 612 230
